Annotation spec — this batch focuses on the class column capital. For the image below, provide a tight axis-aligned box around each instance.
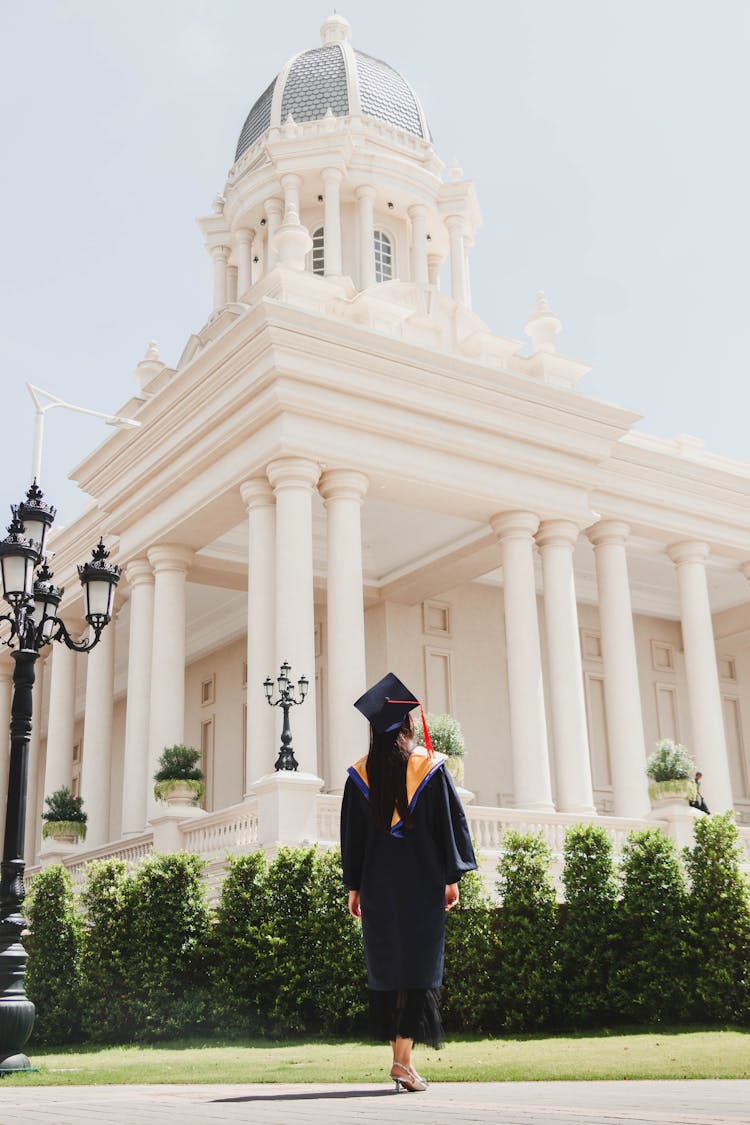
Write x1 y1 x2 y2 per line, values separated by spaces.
318 468 369 505
586 518 631 549
445 213 466 232
667 539 710 566
124 557 154 588
263 197 283 219
267 457 321 493
355 183 376 202
408 203 428 221
280 172 302 191
536 519 580 551
147 544 194 575
236 226 255 244
490 510 540 541
240 477 275 511
210 244 230 262
322 166 343 186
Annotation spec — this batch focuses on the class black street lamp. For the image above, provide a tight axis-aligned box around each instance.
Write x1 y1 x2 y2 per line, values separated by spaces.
264 661 309 772
0 482 120 1073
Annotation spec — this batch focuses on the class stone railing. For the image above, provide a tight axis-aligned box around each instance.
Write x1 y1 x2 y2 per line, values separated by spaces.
317 794 342 844
24 831 156 894
180 800 259 856
465 805 661 856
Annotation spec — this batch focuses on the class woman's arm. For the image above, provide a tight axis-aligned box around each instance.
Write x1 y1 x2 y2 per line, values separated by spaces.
348 889 362 918
445 883 459 910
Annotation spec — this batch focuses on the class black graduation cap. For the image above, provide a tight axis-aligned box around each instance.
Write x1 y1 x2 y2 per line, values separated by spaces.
354 672 434 753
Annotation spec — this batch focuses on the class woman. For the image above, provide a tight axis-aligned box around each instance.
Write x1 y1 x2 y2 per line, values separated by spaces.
340 672 477 1092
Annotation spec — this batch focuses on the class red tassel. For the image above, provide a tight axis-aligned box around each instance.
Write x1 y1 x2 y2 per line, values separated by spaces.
420 705 434 756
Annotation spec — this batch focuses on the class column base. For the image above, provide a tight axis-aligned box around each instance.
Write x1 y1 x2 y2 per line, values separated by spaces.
513 801 556 813
250 771 324 847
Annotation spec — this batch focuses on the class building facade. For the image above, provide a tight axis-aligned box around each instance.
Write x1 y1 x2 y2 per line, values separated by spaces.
9 15 750 886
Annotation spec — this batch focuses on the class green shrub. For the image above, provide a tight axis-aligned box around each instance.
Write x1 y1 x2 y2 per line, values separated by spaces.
684 812 750 1023
80 853 212 1042
442 865 498 1031
306 848 368 1034
495 830 558 1030
25 865 84 1045
41 786 87 823
413 713 465 758
559 824 618 1027
211 850 268 1034
611 828 690 1023
80 858 138 1042
646 739 694 781
154 745 204 782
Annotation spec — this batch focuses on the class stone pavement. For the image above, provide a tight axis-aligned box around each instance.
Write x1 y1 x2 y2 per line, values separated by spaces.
0 1080 749 1125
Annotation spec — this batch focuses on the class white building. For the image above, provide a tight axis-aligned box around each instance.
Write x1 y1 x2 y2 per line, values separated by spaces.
10 14 750 885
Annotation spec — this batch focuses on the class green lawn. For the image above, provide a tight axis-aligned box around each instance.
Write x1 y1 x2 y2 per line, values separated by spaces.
2 1029 749 1086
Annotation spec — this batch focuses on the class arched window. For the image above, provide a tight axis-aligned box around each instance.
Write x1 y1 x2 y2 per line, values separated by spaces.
373 230 393 283
312 227 325 275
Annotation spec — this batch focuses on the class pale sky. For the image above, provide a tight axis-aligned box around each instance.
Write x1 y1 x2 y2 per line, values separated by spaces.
1 0 748 525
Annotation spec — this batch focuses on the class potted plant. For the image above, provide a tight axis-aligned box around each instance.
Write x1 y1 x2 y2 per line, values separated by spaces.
413 711 466 784
41 786 87 843
645 738 698 804
153 744 205 807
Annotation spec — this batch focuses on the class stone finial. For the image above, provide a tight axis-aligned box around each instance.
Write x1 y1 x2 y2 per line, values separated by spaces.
448 160 464 182
211 195 225 215
135 339 165 395
282 113 298 137
320 13 352 44
525 291 562 354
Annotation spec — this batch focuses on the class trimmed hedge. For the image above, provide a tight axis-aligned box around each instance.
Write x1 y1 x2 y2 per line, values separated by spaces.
24 819 750 1046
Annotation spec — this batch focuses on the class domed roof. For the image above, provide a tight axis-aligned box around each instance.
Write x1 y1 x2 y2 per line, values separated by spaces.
234 15 430 162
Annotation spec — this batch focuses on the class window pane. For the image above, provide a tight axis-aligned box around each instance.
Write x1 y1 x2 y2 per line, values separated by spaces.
312 227 325 275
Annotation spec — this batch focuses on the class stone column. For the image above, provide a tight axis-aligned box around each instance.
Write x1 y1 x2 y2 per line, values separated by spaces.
267 457 321 776
23 656 46 863
319 469 369 791
408 204 429 287
211 245 229 310
241 479 276 789
147 546 192 819
491 511 553 810
536 520 595 813
356 184 376 289
264 198 283 271
236 227 255 296
0 657 12 847
446 214 468 305
81 618 116 848
121 559 154 836
427 252 442 287
322 167 343 276
42 641 77 798
226 265 238 304
668 540 734 812
587 520 649 818
463 234 473 309
280 173 302 220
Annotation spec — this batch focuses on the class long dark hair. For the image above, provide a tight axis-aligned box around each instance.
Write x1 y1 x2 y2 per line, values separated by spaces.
366 712 414 832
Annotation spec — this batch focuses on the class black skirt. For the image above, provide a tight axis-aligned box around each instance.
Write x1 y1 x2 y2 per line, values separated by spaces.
369 987 444 1049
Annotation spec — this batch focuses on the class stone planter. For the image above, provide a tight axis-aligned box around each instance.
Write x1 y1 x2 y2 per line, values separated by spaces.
444 755 465 786
648 778 697 804
153 778 204 807
41 820 86 845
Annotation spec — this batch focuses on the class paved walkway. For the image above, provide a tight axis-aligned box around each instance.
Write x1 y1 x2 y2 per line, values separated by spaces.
0 1080 749 1125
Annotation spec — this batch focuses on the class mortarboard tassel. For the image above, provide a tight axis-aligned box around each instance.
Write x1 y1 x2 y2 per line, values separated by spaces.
386 698 435 757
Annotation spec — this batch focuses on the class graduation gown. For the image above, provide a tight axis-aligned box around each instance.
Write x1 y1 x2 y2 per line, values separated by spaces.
340 750 477 991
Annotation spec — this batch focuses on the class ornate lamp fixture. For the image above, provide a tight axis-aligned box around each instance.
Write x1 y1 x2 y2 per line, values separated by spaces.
264 661 309 771
0 482 120 1073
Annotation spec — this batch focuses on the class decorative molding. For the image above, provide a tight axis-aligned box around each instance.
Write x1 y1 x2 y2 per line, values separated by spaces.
422 600 451 637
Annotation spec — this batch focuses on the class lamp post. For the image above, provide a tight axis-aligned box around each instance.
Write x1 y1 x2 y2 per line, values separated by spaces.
0 482 120 1072
263 661 309 772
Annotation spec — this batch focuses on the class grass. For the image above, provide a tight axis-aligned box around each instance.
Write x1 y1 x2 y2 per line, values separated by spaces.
2 1028 749 1086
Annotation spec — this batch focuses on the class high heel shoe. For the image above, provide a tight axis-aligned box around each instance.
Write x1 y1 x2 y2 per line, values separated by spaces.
390 1062 428 1092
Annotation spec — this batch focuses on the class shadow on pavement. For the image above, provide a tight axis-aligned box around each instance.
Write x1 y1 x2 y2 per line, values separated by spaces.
215 1088 397 1104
